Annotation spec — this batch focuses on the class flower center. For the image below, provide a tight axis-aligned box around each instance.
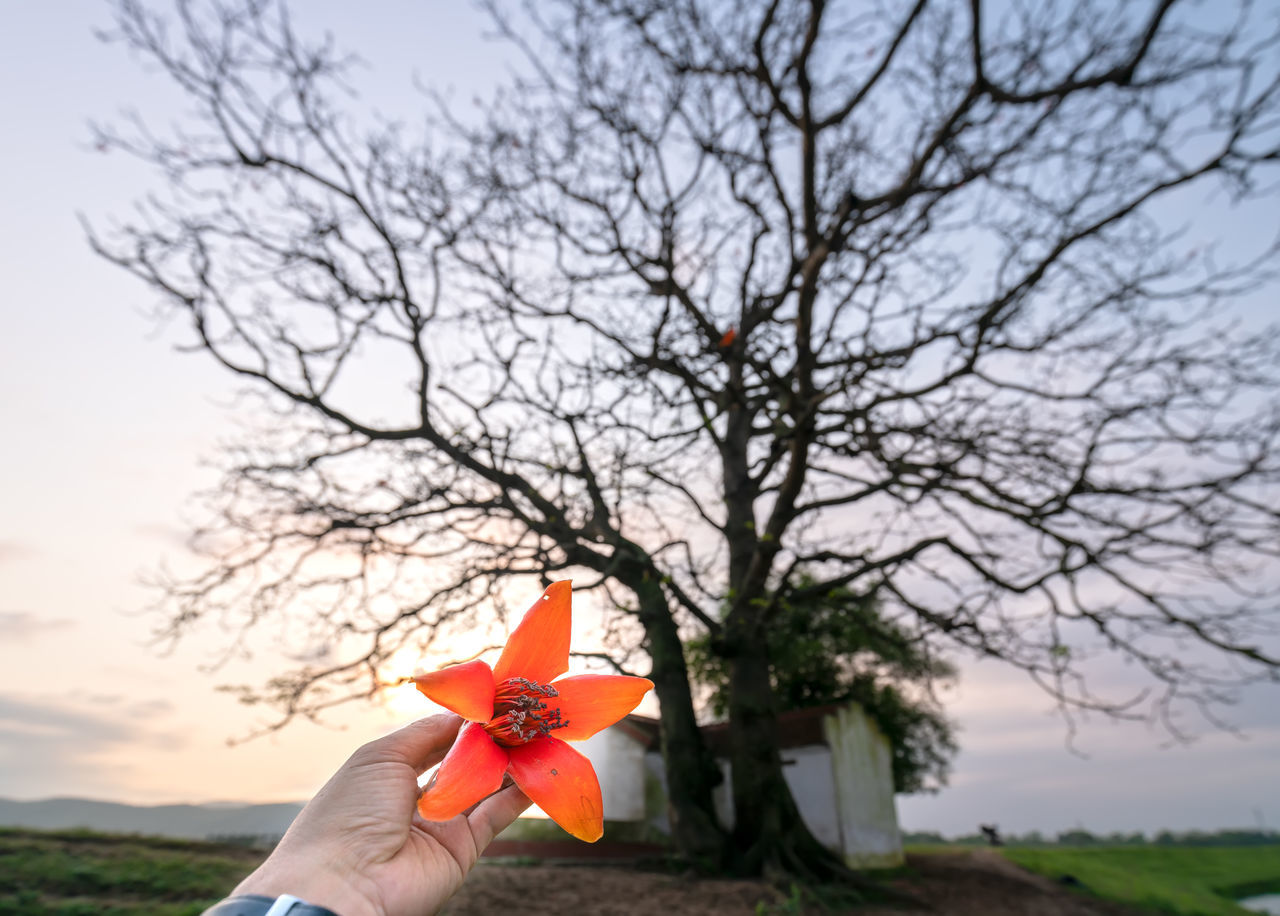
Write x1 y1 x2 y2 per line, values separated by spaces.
484 677 569 746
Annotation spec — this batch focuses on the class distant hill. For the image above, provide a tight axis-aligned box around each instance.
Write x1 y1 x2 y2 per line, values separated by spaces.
0 797 303 841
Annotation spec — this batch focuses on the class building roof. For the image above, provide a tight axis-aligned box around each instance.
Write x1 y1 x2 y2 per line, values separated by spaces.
615 714 661 749
621 702 850 753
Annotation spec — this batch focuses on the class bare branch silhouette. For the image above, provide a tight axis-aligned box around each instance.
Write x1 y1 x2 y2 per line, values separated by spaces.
91 0 1280 876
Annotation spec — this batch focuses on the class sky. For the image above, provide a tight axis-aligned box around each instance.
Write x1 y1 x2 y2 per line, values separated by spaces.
0 0 1277 839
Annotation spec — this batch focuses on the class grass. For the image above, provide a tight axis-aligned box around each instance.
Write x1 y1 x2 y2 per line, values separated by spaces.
502 815 668 845
0 827 264 915
1001 844 1280 916
5 826 1279 916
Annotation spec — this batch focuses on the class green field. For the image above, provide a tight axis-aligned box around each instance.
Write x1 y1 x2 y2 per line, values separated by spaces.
0 827 263 916
1001 844 1280 915
4 826 1280 915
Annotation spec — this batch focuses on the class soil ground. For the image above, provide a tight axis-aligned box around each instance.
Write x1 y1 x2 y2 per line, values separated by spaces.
443 850 1148 915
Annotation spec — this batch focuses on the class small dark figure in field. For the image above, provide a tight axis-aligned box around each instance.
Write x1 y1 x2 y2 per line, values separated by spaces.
980 825 1003 847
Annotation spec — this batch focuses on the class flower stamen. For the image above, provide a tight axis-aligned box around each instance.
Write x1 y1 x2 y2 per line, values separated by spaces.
485 677 570 746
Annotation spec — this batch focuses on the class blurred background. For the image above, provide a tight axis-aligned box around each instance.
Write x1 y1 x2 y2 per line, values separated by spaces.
1 0 1277 857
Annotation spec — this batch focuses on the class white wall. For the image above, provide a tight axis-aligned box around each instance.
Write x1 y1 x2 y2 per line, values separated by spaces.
783 745 843 849
576 727 648 821
708 746 842 851
823 704 904 868
611 703 905 870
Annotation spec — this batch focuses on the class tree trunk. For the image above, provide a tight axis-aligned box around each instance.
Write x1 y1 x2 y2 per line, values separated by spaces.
633 575 728 869
726 634 853 881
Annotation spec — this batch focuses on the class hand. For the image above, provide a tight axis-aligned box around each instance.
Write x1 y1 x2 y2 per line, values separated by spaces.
233 714 530 916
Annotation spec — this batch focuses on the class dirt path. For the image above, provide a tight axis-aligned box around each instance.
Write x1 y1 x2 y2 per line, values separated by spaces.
442 850 1147 915
857 850 1146 915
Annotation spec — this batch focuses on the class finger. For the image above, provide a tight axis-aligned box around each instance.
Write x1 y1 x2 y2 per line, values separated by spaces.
413 778 511 828
361 714 463 774
466 783 533 851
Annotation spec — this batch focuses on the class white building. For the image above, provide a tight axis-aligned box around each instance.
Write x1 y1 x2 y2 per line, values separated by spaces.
581 702 905 868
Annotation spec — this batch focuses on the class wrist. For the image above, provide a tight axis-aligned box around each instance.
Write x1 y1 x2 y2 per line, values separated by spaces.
234 856 382 916
203 894 342 916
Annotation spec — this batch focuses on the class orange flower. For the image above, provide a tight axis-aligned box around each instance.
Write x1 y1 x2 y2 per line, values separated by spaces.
413 581 653 842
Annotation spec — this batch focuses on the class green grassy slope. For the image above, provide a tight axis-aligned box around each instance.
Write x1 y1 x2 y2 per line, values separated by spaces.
1002 845 1280 916
6 826 1280 916
0 827 264 916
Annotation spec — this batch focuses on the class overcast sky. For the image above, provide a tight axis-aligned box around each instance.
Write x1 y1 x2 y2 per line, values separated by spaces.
1 1 1277 838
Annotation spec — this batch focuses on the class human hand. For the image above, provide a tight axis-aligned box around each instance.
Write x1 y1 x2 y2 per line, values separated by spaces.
233 714 531 916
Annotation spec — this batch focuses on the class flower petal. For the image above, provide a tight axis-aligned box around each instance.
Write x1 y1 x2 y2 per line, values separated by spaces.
505 735 603 843
414 659 496 723
417 722 509 822
493 581 572 685
549 674 654 741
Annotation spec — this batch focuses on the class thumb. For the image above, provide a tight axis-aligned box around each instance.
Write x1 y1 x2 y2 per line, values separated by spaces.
359 714 464 774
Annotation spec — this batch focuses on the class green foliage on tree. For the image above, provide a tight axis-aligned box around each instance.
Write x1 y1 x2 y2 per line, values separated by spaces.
687 583 958 794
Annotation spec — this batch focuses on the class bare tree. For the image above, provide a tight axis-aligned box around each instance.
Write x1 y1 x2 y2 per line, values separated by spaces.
91 0 1280 878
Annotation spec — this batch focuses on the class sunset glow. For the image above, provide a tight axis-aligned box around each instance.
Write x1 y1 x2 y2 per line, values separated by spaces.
376 646 437 720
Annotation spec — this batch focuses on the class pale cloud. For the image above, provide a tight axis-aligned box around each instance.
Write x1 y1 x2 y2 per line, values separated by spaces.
0 694 179 749
898 686 1280 836
895 653 1280 836
0 611 74 642
0 541 35 564
127 698 176 718
0 693 183 799
80 694 175 718
130 522 192 548
901 723 1280 836
83 693 125 706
